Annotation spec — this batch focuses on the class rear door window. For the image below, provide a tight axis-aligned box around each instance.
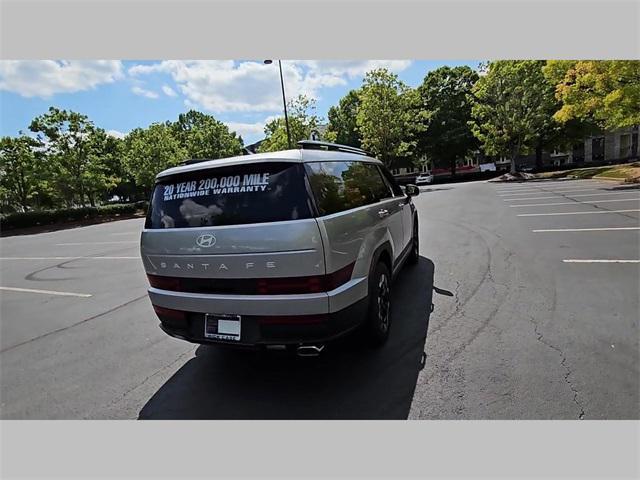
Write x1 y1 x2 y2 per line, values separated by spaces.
146 162 313 228
305 161 393 216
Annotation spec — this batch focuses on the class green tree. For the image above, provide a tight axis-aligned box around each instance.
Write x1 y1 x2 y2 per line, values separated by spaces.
357 69 416 168
326 89 362 147
543 60 640 130
83 129 124 205
29 107 102 206
0 135 42 211
171 110 243 159
259 95 321 152
122 123 187 196
470 61 556 174
416 65 479 176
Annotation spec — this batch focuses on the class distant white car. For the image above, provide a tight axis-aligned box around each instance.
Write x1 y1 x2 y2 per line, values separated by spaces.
415 173 434 185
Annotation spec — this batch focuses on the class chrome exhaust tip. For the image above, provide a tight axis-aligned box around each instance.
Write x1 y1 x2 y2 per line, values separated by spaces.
296 344 325 357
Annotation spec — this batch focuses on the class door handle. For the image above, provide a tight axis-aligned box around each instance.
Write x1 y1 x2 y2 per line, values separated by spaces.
398 202 406 207
378 209 389 218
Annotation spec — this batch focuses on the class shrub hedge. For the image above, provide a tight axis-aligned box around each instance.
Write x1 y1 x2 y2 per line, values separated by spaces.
0 201 148 230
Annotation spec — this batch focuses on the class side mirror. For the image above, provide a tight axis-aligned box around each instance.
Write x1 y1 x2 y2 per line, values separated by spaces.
405 184 420 197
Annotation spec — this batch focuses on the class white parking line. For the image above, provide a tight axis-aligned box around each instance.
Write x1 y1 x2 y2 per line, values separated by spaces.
533 227 640 233
499 188 609 196
110 232 140 236
0 256 139 260
495 180 600 191
509 198 640 207
55 241 138 246
0 286 92 297
563 259 640 264
517 209 640 217
496 189 539 194
503 192 640 201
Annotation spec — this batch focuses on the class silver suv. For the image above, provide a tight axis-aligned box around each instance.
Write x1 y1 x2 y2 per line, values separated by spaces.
141 141 420 354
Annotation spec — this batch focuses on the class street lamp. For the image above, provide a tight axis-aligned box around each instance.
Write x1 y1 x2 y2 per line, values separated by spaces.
264 59 292 149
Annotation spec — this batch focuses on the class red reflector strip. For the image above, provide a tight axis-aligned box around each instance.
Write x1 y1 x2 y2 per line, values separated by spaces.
153 304 187 321
147 274 182 291
257 314 328 325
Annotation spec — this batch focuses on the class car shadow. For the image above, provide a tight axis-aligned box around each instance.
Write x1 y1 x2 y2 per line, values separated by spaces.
138 256 435 420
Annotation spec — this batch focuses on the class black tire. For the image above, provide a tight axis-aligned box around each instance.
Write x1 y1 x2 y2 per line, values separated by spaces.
408 216 419 265
365 261 392 346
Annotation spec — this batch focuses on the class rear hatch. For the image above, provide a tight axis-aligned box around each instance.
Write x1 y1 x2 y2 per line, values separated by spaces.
141 161 326 293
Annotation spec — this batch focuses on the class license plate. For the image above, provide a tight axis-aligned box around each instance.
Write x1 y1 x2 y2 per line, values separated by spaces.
204 314 241 341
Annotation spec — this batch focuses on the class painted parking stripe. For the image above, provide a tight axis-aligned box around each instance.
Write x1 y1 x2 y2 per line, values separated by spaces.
0 286 92 297
509 198 640 207
55 241 138 246
0 256 139 260
495 179 600 189
517 209 640 217
563 259 640 264
496 189 540 193
504 192 640 201
533 227 640 232
499 188 609 196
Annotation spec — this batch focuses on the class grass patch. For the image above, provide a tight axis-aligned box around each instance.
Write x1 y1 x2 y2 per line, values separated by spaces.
534 162 640 182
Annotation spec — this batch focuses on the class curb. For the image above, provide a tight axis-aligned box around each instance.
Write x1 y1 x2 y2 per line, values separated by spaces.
592 175 631 182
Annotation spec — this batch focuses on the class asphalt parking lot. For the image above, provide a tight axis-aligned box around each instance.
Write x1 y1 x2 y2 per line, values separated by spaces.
1 178 638 419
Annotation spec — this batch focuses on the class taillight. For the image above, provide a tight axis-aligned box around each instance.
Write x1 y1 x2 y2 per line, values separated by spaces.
255 262 355 295
145 262 355 295
256 276 324 295
326 262 355 290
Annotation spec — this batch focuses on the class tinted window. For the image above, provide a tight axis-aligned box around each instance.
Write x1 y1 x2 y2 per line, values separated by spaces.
378 165 404 196
146 162 312 228
305 161 392 216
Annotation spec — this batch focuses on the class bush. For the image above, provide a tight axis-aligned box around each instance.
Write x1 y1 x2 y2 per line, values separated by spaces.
0 202 148 230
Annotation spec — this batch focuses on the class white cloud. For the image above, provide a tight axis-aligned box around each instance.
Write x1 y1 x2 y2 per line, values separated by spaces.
299 60 412 78
128 60 410 114
131 86 159 99
162 84 177 97
106 129 126 139
224 116 278 140
0 60 123 98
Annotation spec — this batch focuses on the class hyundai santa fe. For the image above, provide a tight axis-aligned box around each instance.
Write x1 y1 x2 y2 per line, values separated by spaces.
141 140 420 355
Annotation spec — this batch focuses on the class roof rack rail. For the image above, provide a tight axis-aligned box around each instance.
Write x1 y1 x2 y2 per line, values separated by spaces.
297 140 369 156
179 158 212 166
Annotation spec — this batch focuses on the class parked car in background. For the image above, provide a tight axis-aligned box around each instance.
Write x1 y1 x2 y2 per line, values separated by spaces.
415 172 434 185
140 140 421 356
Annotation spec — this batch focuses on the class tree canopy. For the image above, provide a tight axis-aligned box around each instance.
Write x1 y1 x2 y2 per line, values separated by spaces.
470 61 556 174
356 69 417 168
259 95 321 152
122 123 187 196
544 60 640 130
171 110 243 160
326 89 362 148
415 65 479 175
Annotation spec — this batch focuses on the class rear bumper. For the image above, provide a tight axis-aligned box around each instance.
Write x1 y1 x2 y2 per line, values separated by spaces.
148 276 369 346
156 295 369 346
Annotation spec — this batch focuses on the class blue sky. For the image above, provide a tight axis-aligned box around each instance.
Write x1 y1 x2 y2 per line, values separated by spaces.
0 60 480 145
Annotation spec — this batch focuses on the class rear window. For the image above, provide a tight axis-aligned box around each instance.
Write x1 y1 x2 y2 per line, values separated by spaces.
146 162 313 228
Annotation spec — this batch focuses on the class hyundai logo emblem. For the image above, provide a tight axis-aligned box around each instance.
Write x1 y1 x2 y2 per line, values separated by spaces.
196 233 217 248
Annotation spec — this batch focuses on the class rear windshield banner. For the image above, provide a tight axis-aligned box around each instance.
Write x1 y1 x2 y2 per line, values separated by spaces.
162 173 271 201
